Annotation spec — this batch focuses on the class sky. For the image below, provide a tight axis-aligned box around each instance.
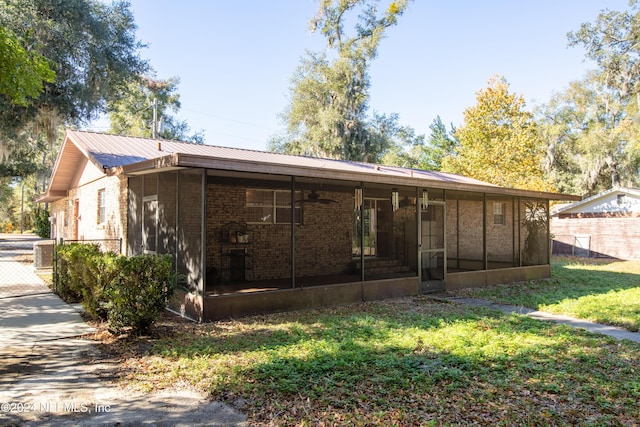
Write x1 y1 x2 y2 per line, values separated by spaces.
87 0 631 151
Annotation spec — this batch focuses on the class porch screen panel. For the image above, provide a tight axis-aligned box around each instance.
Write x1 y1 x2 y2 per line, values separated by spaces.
143 197 157 253
447 191 484 272
178 169 204 293
520 198 549 266
242 185 293 282
390 189 417 277
157 172 177 255
294 187 353 282
275 190 301 224
127 176 143 255
358 188 417 281
486 195 516 269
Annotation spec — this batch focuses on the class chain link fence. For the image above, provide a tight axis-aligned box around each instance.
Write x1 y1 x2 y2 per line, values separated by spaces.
0 234 124 302
0 234 53 298
551 234 591 257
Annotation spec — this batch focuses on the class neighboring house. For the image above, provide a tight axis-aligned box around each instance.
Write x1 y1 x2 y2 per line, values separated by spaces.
551 187 640 260
38 130 580 321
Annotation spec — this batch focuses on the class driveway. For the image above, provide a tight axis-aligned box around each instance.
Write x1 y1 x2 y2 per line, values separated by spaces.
0 234 248 426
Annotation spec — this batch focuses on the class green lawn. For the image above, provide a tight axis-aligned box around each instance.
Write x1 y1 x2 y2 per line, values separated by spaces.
114 295 640 426
453 257 640 331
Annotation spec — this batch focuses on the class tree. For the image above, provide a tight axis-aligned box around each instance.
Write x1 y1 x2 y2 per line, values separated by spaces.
0 25 55 106
0 0 147 156
537 72 640 195
562 1 640 194
270 0 419 163
419 116 457 171
568 1 640 101
0 0 146 236
442 75 552 191
109 75 204 143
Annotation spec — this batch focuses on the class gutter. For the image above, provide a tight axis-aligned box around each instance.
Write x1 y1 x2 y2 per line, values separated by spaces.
120 152 582 202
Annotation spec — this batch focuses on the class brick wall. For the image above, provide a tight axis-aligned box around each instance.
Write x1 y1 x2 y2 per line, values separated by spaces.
206 183 354 281
50 174 127 253
446 197 518 265
486 199 514 263
447 199 483 260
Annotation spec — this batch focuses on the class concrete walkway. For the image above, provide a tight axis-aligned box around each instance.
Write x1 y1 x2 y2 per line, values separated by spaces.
441 295 640 343
0 234 248 427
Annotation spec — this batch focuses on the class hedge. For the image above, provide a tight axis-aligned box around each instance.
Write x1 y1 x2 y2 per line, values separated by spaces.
56 243 175 334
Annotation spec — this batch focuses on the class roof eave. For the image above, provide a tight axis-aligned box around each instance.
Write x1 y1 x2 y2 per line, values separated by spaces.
35 190 67 203
121 153 581 201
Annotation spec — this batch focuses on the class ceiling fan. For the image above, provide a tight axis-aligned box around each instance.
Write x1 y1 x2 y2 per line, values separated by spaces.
294 189 338 205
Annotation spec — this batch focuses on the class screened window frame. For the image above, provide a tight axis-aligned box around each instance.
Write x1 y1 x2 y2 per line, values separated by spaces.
493 202 506 226
246 189 302 224
97 188 106 225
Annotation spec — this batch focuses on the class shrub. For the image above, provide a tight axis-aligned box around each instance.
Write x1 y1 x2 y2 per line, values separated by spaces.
105 254 176 335
56 244 176 333
56 243 117 319
55 243 98 303
33 208 51 238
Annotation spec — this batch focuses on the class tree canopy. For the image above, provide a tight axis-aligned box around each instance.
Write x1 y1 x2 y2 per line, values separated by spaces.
418 116 457 171
568 0 640 100
0 25 55 107
531 1 640 195
0 0 147 144
0 0 148 234
270 0 420 163
537 72 640 195
442 75 552 191
109 75 204 143
0 0 147 196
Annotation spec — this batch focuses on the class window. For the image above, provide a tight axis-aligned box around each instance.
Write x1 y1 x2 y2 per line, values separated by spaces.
64 201 70 227
246 189 302 224
97 189 106 225
493 202 506 225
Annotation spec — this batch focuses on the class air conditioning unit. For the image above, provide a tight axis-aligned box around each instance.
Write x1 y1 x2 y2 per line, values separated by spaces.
33 240 54 271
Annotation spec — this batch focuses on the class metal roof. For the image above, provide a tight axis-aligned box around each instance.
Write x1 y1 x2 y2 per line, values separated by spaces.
38 130 582 202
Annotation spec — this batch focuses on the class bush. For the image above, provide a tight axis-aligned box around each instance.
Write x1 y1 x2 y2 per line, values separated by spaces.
105 254 176 335
56 244 175 333
33 208 51 238
56 243 117 319
56 243 97 303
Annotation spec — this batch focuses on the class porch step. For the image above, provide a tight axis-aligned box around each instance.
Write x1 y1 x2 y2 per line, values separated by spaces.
353 258 411 274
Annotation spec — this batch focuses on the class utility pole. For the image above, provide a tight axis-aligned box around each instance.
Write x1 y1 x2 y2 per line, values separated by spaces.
20 182 24 234
152 97 158 139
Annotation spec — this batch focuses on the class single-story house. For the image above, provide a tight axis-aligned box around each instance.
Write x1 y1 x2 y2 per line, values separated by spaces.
38 130 580 321
551 187 640 260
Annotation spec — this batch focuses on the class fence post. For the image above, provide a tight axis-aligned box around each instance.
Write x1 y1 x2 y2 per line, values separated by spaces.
53 238 62 293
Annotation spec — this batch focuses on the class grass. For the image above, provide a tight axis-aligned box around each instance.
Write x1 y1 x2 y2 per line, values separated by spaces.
453 257 640 331
109 295 640 426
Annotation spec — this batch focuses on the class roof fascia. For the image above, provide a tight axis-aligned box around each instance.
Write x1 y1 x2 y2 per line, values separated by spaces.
553 187 640 214
122 152 581 201
35 190 67 203
65 130 111 171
